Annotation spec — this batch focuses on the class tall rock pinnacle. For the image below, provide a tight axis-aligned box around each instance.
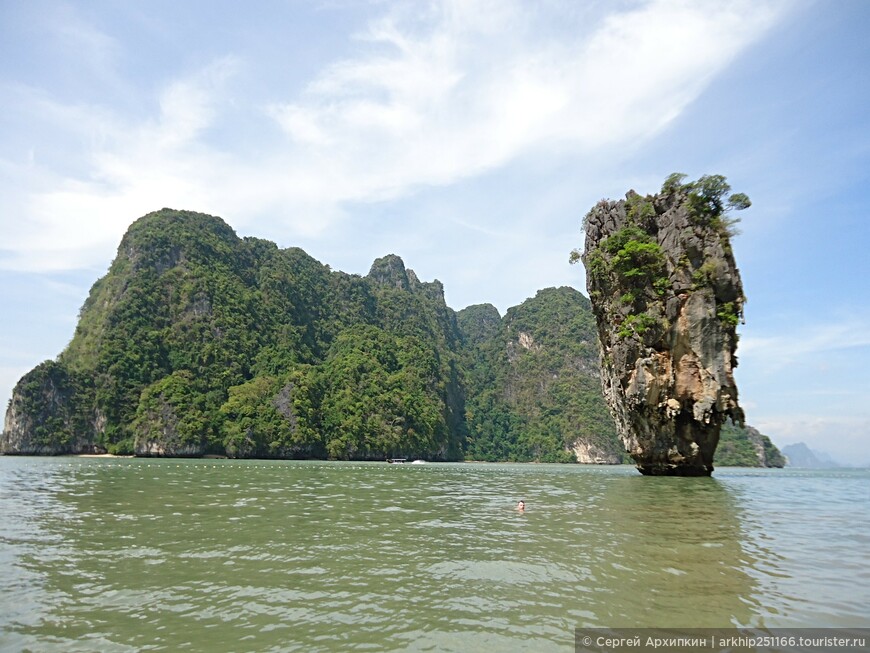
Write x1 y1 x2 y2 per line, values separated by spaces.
578 174 749 476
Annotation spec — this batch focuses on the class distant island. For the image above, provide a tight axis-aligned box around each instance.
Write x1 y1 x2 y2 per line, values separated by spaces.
2 206 782 468
781 442 840 468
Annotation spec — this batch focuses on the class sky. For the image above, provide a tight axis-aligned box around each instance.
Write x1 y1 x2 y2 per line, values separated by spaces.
1 0 869 464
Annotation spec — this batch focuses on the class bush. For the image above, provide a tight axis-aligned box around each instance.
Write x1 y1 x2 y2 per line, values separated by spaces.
661 172 688 194
683 174 751 238
717 302 740 328
617 312 660 339
625 193 656 224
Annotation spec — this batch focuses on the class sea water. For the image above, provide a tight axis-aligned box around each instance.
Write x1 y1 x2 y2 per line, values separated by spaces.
0 458 867 652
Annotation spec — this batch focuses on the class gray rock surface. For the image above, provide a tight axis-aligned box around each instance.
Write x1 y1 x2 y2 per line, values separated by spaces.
582 179 746 475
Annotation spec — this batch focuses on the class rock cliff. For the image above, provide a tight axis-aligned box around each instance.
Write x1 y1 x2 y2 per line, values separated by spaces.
580 174 749 475
3 209 613 461
716 420 785 467
2 360 104 455
4 204 769 464
458 287 621 463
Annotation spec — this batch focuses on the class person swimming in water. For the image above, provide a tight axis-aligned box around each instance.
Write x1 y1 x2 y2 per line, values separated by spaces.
516 500 525 513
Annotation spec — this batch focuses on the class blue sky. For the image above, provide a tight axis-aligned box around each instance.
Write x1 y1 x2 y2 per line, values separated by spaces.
1 0 868 464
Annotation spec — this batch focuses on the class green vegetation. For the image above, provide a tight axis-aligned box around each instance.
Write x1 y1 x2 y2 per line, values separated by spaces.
6 206 770 465
219 371 321 458
692 260 720 289
661 172 688 194
7 360 95 449
617 312 659 340
460 288 622 463
10 209 618 463
133 370 211 453
716 421 785 467
667 172 751 238
585 225 668 296
317 326 448 460
582 222 668 343
624 193 655 223
578 173 750 344
716 302 740 328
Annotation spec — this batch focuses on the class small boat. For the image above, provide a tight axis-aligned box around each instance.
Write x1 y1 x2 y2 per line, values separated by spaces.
387 458 407 464
410 460 426 465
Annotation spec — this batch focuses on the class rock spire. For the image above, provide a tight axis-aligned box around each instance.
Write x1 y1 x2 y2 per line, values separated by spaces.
579 174 748 475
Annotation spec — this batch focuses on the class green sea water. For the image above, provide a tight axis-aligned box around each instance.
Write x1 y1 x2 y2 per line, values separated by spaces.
0 458 868 652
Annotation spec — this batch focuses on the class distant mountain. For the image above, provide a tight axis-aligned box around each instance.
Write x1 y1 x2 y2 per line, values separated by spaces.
781 442 841 468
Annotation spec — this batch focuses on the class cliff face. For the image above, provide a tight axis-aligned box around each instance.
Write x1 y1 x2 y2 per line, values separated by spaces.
716 421 785 467
459 287 621 463
4 209 616 461
746 426 785 468
2 361 104 455
4 204 767 464
581 175 748 475
1 210 469 459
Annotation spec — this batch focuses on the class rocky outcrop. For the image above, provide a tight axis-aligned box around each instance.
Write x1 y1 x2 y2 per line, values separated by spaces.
134 437 204 457
133 396 206 458
132 371 208 457
1 360 104 455
581 175 748 475
368 254 413 291
716 420 785 467
570 438 622 464
743 425 786 468
458 287 621 463
368 254 447 304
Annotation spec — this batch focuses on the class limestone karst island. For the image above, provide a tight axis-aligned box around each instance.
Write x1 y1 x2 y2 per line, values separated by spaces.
1 174 783 474
579 173 756 476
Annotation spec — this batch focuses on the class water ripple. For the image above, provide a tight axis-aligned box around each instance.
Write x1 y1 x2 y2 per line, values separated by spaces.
1 458 868 651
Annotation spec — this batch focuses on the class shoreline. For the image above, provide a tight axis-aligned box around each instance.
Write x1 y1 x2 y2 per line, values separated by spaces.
0 452 796 469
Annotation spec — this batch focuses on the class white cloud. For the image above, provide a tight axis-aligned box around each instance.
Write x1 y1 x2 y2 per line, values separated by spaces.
737 315 870 465
48 4 124 88
271 0 783 199
0 57 241 271
739 318 870 370
0 0 793 273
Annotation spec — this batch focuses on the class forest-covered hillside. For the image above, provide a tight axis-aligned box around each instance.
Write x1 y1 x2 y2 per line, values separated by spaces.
2 209 780 465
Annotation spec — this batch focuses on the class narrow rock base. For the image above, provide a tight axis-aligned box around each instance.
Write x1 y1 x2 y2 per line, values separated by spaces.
637 463 713 477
